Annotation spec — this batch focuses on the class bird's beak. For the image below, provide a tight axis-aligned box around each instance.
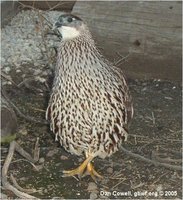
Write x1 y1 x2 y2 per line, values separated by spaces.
52 21 63 30
55 21 62 28
52 21 62 31
52 21 63 38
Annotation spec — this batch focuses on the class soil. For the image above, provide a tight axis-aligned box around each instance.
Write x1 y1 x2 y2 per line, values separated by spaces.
1 78 182 199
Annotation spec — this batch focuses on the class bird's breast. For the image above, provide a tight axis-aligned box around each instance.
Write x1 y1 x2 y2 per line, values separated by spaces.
47 41 131 157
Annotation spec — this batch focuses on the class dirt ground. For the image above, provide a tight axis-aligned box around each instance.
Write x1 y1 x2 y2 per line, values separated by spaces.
1 78 182 199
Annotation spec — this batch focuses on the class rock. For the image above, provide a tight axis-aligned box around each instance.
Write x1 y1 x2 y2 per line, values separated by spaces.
1 9 61 86
39 157 45 164
87 182 98 192
46 149 59 157
78 158 83 162
90 192 98 199
106 167 113 174
60 155 68 160
19 127 28 136
4 66 11 73
16 69 21 73
1 96 17 143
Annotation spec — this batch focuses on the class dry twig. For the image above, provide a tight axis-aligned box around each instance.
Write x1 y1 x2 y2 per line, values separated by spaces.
120 146 182 171
11 159 39 171
2 88 48 125
131 182 145 190
48 2 70 11
33 137 40 161
17 77 41 92
152 151 182 164
10 174 36 194
111 178 127 190
151 172 169 185
114 52 130 66
2 141 39 199
1 72 19 88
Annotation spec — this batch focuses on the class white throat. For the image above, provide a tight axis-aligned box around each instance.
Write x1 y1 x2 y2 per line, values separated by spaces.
58 26 80 41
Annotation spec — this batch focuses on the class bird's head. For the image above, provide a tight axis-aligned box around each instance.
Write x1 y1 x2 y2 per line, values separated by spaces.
53 14 86 41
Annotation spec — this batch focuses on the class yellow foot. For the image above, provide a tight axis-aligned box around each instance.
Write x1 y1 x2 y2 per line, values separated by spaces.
86 162 103 181
62 155 93 178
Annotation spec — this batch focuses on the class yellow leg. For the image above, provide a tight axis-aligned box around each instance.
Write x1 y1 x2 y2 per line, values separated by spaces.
62 155 93 178
86 162 103 181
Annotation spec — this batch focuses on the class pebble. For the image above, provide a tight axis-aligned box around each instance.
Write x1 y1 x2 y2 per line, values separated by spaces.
46 149 59 157
19 127 28 136
156 184 163 192
141 87 147 92
6 81 12 85
87 182 98 192
90 192 98 199
39 157 45 164
164 96 173 100
101 178 109 185
35 76 46 83
78 158 83 162
4 67 11 73
43 188 48 193
19 177 27 181
52 197 65 200
60 155 68 160
16 69 21 73
106 167 113 174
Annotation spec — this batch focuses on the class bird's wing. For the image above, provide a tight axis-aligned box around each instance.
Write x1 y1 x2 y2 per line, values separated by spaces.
111 65 134 124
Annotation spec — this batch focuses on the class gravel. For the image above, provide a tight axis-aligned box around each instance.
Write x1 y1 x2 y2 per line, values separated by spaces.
1 9 64 86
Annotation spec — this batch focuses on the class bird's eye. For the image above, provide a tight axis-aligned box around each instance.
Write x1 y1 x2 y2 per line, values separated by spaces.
67 17 73 23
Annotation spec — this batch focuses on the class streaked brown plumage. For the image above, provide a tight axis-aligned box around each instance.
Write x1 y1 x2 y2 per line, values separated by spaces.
46 14 133 179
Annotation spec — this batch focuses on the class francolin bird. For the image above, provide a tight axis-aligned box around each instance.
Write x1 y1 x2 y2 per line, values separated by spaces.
46 14 133 180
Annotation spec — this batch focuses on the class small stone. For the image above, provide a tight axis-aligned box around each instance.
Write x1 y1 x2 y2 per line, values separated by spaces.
35 76 46 83
87 182 98 192
43 188 48 193
4 67 11 74
46 149 59 157
156 184 163 192
16 69 21 73
101 178 109 185
106 167 113 174
78 158 83 162
7 81 12 85
164 96 173 100
52 197 65 200
170 172 177 180
141 87 147 92
33 69 42 75
142 82 147 86
60 155 68 160
90 192 98 199
19 177 27 181
19 127 28 136
39 157 45 164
